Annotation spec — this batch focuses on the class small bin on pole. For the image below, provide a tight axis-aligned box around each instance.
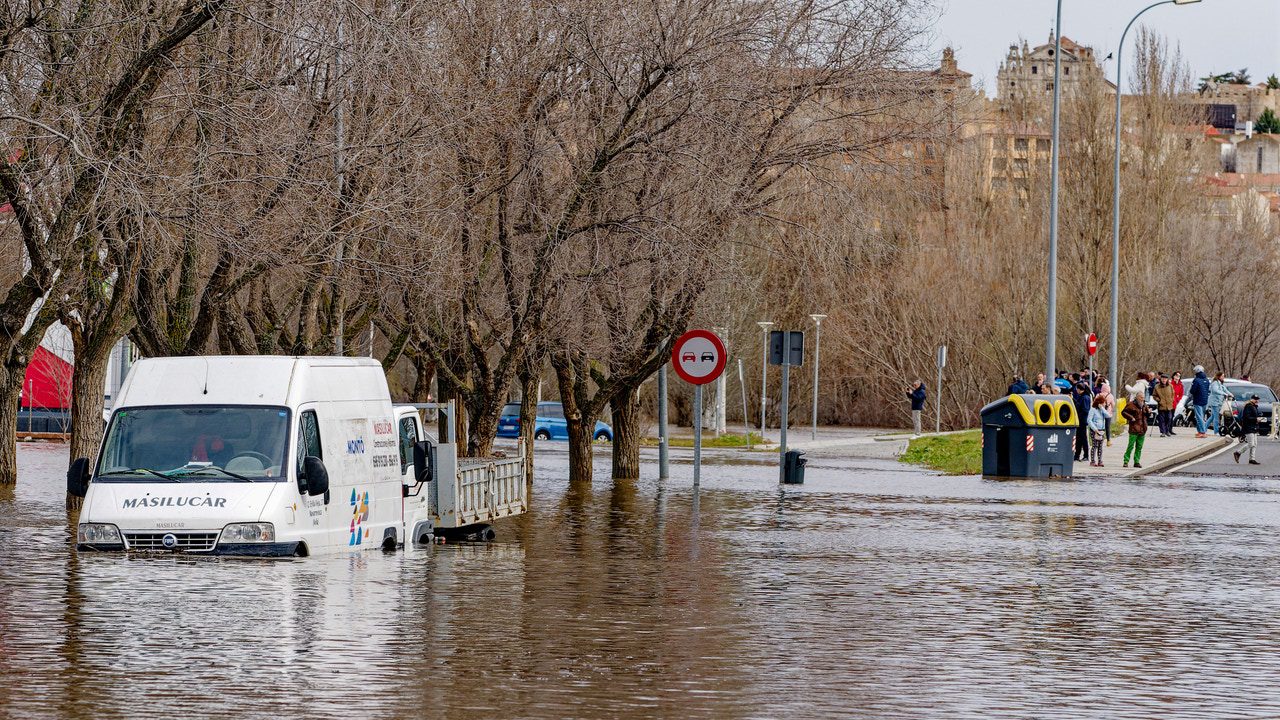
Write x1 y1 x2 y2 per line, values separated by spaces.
782 449 807 484
980 394 1078 478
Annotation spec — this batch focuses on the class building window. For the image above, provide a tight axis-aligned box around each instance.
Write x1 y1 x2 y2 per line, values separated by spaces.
993 157 1008 170
1014 138 1029 151
1259 147 1264 173
1032 65 1038 75
1046 83 1054 91
1010 81 1016 87
1064 67 1070 76
1036 139 1050 152
923 143 935 160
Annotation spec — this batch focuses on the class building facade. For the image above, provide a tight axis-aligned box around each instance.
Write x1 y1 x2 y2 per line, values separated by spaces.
996 33 1113 108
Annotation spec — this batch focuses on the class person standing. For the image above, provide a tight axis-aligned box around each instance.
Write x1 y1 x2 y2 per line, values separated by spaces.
1087 394 1111 467
1072 382 1091 461
1234 394 1262 465
1170 371 1184 435
1030 373 1047 394
1207 372 1233 436
1153 374 1175 437
908 380 926 437
1122 395 1148 469
1097 378 1115 447
1008 375 1029 394
1189 366 1210 437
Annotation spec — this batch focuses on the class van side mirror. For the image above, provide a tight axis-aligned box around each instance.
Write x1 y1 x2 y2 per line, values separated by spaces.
412 440 434 485
67 457 90 498
302 456 329 497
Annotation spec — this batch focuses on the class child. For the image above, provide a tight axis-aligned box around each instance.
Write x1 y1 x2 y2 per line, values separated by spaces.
1087 394 1111 467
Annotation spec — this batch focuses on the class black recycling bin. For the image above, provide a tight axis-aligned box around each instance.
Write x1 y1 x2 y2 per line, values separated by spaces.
782 449 807 484
980 394 1078 478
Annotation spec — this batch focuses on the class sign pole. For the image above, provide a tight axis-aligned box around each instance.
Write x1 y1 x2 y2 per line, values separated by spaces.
658 364 669 480
935 345 946 435
693 384 702 488
738 359 751 450
779 340 790 484
671 328 727 489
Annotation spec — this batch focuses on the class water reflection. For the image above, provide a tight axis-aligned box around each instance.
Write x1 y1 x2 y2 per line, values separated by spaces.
5 442 1280 718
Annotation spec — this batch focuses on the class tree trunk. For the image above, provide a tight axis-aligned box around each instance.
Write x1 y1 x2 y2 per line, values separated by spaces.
565 414 594 485
468 399 498 457
610 385 642 480
519 368 537 485
410 355 434 402
0 366 21 485
67 340 113 467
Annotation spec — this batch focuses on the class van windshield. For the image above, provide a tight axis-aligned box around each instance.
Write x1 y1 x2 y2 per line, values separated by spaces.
97 406 291 482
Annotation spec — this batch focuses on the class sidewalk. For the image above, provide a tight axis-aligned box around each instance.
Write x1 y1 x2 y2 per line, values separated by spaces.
1077 429 1231 478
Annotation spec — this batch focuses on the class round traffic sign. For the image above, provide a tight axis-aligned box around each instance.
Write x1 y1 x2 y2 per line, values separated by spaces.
1086 333 1098 356
671 329 727 385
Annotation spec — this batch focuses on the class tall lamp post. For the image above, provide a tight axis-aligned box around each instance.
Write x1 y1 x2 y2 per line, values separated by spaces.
1045 1 1064 384
809 314 826 441
757 321 773 440
1109 0 1201 390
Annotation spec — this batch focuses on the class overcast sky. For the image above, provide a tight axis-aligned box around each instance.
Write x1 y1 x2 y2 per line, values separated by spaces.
931 0 1280 95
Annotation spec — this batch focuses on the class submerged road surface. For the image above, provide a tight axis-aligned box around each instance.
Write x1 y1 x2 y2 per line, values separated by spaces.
5 440 1280 718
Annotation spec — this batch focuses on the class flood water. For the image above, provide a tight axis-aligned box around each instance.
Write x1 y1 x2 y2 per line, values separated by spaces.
5 440 1280 718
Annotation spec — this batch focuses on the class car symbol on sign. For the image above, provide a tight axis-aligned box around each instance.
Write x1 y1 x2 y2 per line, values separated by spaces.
681 352 696 362
700 352 715 362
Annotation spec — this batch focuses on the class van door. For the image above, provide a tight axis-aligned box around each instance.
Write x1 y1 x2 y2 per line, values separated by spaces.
397 409 433 543
294 406 329 552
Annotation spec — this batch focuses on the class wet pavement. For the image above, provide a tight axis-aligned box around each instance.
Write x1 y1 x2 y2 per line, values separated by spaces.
1175 435 1280 477
5 440 1280 718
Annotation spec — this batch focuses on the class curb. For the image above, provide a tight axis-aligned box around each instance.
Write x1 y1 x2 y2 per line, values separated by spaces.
1130 436 1233 477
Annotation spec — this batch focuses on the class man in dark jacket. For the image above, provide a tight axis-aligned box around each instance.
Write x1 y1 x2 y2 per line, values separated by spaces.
1072 382 1091 461
1008 376 1029 394
1234 394 1262 465
908 381 927 437
1189 366 1211 437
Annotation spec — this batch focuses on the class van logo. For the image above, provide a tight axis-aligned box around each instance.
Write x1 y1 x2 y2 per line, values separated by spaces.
161 533 178 549
346 437 366 454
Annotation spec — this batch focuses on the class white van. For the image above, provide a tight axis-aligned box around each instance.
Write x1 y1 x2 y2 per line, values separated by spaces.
69 356 525 557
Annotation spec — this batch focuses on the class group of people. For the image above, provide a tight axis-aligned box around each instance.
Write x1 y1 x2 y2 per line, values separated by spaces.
1005 365 1265 469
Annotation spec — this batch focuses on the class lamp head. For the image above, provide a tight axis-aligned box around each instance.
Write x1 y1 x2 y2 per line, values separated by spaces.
809 314 828 323
757 321 774 330
1173 0 1200 4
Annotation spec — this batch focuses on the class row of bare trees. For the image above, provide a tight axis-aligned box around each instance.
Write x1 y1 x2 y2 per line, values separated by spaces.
0 0 939 484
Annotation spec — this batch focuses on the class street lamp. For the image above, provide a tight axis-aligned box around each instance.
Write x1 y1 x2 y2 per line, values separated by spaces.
1108 0 1201 391
757 321 773 440
1045 0 1064 384
809 314 826 441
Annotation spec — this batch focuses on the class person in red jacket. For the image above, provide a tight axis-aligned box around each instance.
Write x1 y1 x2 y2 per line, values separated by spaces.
1170 371 1184 435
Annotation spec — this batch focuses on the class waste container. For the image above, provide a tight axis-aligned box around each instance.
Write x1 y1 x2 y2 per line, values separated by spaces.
980 394 1077 478
782 449 807 484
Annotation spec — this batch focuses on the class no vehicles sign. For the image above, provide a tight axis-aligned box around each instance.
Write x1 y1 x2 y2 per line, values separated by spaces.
671 329 726 386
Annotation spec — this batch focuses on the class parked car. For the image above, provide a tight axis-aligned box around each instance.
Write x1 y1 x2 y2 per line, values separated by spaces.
496 402 613 442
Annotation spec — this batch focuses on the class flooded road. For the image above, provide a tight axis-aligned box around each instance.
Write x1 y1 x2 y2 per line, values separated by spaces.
5 441 1280 718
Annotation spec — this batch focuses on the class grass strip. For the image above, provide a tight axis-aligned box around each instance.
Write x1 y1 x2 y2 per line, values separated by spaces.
899 429 982 475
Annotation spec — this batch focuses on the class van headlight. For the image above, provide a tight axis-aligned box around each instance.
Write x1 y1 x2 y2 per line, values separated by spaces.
77 523 122 544
220 523 275 543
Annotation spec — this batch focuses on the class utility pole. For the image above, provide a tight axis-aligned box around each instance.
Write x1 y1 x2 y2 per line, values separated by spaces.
658 364 669 480
1045 4 1064 383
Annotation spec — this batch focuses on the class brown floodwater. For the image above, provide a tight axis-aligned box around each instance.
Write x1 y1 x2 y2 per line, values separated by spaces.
4 440 1280 718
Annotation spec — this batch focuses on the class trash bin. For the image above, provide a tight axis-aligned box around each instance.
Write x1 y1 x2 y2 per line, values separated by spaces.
980 394 1077 478
782 449 807 484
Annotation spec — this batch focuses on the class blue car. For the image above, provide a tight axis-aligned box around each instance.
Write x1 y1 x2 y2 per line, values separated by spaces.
496 402 613 442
